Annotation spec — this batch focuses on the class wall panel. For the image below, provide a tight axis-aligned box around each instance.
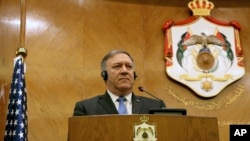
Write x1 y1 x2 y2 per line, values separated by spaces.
0 0 249 140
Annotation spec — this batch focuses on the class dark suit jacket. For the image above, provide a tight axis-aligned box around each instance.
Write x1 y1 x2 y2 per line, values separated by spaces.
73 91 166 116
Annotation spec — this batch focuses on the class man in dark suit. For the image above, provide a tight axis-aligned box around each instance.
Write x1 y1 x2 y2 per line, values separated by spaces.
73 50 166 116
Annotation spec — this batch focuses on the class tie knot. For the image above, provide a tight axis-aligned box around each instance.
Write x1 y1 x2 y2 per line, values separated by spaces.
117 96 126 102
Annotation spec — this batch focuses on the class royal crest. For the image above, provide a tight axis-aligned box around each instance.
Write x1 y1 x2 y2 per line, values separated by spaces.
163 0 245 98
133 116 157 141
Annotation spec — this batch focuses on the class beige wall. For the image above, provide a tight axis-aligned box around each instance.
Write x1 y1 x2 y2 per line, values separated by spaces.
1 0 250 140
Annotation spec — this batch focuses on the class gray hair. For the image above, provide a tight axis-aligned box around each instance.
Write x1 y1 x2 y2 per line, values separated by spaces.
101 50 134 71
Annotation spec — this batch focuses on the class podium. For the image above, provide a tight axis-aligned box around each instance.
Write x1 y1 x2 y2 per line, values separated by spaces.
68 115 219 141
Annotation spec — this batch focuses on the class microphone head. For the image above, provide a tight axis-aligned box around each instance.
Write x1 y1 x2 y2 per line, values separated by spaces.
138 86 145 92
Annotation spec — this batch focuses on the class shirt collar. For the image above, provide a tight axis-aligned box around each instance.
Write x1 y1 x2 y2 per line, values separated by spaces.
107 89 132 103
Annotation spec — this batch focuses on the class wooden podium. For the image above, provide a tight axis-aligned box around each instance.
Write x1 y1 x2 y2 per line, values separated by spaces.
68 115 219 141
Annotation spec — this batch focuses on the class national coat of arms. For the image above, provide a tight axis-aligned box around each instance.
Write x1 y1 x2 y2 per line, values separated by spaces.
133 116 157 141
163 0 245 98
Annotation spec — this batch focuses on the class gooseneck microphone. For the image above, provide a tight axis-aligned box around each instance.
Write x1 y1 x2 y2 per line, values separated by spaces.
138 86 187 115
138 86 162 101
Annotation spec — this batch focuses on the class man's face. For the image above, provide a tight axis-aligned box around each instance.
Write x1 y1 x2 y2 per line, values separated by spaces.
106 53 135 95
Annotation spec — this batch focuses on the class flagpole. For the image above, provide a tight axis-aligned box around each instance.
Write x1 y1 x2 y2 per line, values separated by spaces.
19 0 26 49
17 0 27 60
4 0 28 140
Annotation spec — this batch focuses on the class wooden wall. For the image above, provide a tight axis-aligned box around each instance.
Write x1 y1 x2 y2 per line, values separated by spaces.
0 0 250 140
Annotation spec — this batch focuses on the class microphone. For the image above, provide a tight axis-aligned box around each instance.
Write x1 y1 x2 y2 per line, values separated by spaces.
138 86 162 101
138 86 167 110
138 86 187 115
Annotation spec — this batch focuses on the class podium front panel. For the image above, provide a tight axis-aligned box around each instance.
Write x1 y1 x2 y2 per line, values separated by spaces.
68 115 219 141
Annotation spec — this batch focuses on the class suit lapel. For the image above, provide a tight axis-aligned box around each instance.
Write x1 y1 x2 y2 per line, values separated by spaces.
132 94 144 114
97 92 118 114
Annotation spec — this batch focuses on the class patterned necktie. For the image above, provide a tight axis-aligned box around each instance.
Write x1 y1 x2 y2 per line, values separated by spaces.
117 96 128 114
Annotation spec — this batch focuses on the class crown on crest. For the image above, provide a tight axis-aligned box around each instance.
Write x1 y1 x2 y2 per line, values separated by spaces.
188 0 214 16
140 116 149 123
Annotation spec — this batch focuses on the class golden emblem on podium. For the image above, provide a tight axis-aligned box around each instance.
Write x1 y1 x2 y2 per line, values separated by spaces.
163 0 245 98
133 116 157 141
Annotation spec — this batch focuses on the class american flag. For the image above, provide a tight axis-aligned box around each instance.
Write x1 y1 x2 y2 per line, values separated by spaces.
4 56 28 141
